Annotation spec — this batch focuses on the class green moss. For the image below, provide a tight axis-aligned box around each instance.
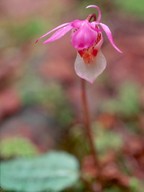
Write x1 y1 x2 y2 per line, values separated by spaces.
116 0 144 18
0 137 38 158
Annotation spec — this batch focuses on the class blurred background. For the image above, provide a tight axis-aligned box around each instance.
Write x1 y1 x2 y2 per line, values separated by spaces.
0 0 144 192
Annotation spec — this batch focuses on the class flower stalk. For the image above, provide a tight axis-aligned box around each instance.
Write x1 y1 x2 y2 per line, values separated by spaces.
81 79 100 175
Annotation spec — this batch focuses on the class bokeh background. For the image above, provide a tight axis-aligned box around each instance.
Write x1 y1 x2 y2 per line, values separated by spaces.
0 0 144 192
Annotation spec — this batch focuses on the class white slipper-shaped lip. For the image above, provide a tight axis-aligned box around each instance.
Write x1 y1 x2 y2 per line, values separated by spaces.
74 50 107 83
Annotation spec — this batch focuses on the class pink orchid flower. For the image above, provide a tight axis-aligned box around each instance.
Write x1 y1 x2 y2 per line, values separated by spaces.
36 5 122 83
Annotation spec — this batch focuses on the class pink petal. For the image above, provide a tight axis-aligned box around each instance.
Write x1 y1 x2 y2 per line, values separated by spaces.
95 33 103 50
71 19 83 28
43 25 72 44
91 21 101 32
74 50 106 83
36 22 70 43
100 23 122 53
86 5 102 22
71 21 98 50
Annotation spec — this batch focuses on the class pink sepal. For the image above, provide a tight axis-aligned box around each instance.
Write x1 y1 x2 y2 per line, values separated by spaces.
100 23 122 53
35 22 70 43
86 5 102 22
43 25 72 44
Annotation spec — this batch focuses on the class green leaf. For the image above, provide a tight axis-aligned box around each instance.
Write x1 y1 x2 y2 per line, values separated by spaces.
0 137 38 158
0 151 79 192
